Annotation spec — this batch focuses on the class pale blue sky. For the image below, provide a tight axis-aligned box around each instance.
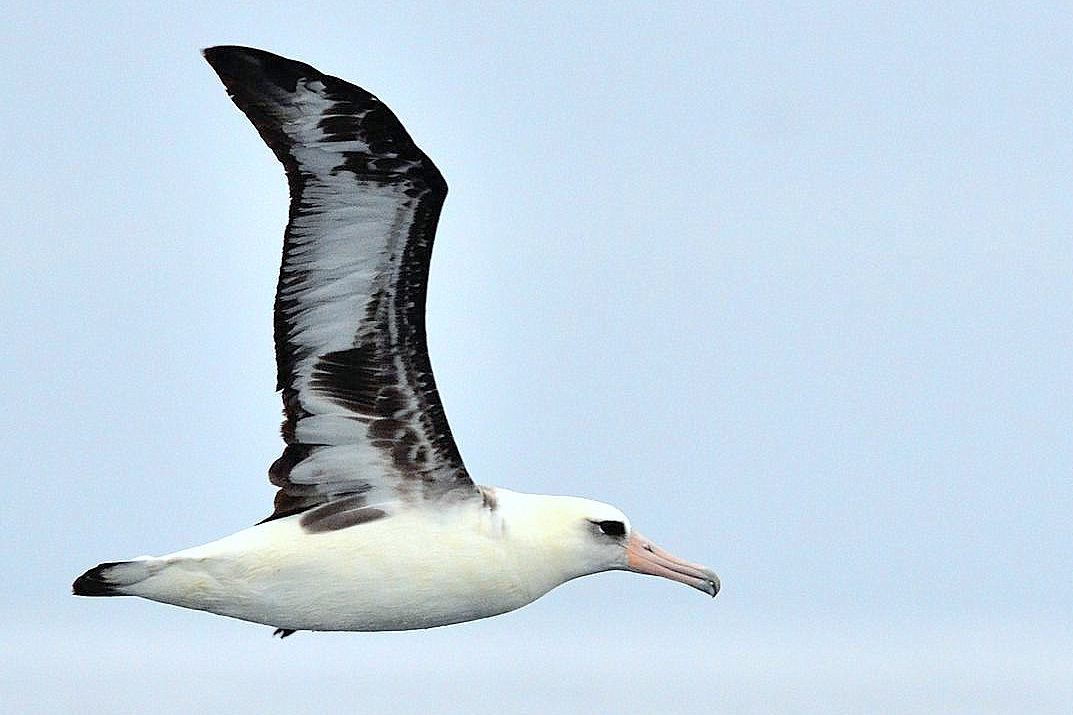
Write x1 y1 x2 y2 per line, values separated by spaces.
3 2 1071 713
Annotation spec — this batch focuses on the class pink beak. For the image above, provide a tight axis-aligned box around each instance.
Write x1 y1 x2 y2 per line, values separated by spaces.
626 532 720 597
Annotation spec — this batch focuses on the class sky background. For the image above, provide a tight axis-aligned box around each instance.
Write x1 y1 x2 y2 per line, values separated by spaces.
3 2 1071 713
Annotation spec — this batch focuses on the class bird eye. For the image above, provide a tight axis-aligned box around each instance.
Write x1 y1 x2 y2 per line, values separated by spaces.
596 520 626 537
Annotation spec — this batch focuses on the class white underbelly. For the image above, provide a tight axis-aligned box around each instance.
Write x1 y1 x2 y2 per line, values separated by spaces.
126 509 544 631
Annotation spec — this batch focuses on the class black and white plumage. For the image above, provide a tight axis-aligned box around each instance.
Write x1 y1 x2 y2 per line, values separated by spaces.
72 46 718 634
206 48 472 526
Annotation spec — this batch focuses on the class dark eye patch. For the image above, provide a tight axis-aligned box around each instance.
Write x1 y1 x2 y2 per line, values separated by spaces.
597 520 626 537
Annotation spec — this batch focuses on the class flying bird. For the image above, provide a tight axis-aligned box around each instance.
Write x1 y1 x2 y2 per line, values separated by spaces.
72 46 719 636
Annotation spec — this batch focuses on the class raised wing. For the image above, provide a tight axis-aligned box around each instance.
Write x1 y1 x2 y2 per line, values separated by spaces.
203 46 476 524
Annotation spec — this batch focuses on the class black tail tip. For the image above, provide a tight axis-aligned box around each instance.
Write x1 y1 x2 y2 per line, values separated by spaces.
72 562 124 597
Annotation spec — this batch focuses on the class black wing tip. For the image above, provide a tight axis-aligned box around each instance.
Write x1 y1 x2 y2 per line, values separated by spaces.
203 45 300 70
72 561 125 597
202 45 319 95
202 44 255 63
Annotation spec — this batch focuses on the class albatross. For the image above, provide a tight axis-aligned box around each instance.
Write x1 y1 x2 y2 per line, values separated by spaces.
72 46 719 635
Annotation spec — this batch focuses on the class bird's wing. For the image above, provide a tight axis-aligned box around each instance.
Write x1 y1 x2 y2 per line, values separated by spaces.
203 46 476 525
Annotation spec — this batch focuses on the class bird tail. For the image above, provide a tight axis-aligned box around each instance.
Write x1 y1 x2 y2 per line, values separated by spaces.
72 559 155 597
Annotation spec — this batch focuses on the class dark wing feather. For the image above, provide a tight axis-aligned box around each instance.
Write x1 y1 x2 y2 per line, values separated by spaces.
203 46 475 522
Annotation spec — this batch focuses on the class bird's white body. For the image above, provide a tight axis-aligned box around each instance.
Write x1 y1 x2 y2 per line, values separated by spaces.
73 47 718 632
113 490 624 631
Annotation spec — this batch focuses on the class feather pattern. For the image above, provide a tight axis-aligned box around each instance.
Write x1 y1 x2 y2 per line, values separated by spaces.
203 46 474 524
